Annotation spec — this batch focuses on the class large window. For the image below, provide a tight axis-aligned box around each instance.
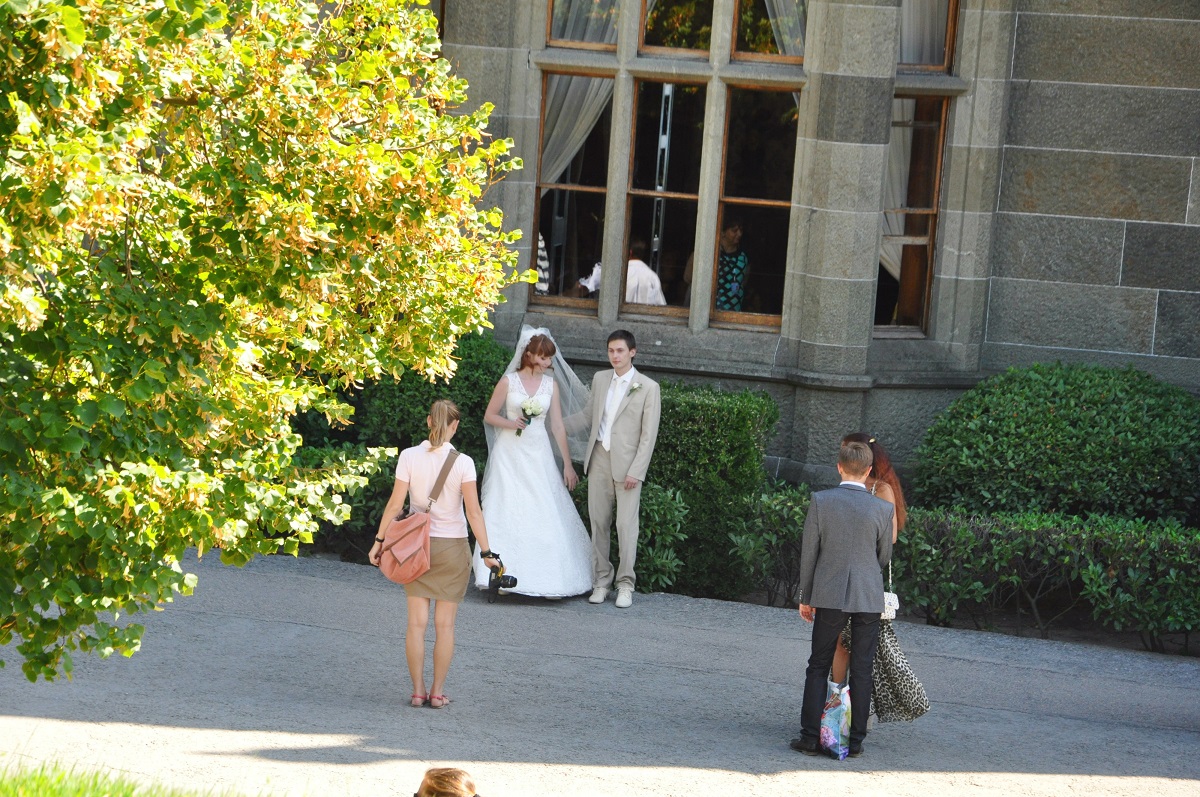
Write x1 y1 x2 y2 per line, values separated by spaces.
535 74 614 306
877 95 947 328
625 81 705 310
710 87 797 321
536 0 954 334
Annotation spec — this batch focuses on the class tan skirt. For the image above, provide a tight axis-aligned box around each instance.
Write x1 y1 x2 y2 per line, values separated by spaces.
404 537 471 603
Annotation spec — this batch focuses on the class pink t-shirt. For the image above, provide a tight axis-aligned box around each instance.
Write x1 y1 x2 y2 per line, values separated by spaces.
394 441 477 539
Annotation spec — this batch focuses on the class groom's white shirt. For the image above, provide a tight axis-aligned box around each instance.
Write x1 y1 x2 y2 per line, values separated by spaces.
597 366 636 451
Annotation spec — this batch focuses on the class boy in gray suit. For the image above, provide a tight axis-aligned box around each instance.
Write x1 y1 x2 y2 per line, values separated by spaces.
791 440 894 757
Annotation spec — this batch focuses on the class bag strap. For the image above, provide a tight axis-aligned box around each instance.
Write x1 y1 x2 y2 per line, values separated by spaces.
427 449 460 507
888 560 893 590
393 449 461 521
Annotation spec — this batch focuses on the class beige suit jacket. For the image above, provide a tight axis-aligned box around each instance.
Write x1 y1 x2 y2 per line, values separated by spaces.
581 369 661 482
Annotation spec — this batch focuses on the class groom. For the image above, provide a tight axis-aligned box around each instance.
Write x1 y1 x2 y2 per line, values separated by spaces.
580 329 661 609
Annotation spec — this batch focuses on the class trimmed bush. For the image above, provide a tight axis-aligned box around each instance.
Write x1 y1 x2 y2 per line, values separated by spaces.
1079 516 1200 654
647 382 780 599
899 508 1001 628
898 508 1199 652
572 477 689 593
729 480 812 607
297 331 512 560
912 363 1200 522
355 330 513 466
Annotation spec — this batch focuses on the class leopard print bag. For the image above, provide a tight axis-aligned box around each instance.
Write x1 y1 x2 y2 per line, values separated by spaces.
840 620 930 723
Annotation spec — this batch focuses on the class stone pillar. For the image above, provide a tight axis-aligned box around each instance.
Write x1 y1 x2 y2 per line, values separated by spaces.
442 0 541 340
783 0 900 479
935 0 1019 370
784 0 899 375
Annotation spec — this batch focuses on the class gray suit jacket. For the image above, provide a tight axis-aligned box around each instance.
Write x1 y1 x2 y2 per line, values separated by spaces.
796 484 894 613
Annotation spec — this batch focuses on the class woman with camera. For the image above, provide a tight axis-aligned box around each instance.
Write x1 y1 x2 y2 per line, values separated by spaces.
370 399 499 709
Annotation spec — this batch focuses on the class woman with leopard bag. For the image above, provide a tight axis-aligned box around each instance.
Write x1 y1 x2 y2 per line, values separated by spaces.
831 433 930 723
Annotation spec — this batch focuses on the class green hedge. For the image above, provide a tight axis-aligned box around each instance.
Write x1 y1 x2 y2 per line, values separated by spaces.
571 477 689 593
296 331 511 561
912 363 1200 522
646 382 780 599
897 508 1199 653
354 330 512 466
729 480 811 607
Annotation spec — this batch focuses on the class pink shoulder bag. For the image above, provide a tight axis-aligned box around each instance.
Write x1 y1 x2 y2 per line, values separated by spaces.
379 450 460 585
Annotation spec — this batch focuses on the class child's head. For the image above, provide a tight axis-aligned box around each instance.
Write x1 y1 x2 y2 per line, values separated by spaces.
415 767 476 797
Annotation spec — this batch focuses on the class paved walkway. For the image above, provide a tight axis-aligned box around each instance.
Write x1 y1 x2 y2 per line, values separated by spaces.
2 552 1198 797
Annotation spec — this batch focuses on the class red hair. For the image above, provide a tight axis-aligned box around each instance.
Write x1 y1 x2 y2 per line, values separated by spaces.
519 333 557 370
842 433 907 530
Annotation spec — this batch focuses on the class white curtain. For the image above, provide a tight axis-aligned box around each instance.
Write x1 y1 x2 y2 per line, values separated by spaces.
880 0 949 280
541 0 657 188
540 74 615 188
763 0 806 57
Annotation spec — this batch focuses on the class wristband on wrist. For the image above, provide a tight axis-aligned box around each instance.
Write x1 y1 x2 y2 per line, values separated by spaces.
375 536 384 542
480 549 498 559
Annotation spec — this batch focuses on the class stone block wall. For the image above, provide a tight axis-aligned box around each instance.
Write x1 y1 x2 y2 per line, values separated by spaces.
432 0 1199 481
985 2 1200 387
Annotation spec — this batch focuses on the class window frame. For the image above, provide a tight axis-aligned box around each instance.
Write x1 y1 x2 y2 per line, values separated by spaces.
729 0 805 66
529 69 617 312
545 0 620 52
618 78 706 320
707 84 796 328
875 93 949 334
897 0 960 73
638 0 715 59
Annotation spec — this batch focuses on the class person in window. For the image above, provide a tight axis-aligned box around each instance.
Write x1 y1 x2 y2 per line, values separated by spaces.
714 219 750 311
625 238 667 305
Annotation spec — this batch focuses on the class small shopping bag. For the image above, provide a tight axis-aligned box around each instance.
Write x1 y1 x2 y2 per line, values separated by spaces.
819 680 851 760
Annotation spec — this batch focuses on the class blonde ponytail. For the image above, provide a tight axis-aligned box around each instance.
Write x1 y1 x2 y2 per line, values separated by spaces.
427 399 461 448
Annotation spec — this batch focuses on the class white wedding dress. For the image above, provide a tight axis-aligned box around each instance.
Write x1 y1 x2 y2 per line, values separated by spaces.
472 372 593 597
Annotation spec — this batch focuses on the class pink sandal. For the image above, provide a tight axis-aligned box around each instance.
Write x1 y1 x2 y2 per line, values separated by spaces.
428 694 450 709
410 693 428 708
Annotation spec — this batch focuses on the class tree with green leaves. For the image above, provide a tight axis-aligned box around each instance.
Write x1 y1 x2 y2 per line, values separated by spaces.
0 0 524 680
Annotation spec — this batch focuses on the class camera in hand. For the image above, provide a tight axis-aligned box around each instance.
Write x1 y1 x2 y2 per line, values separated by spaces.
486 556 517 602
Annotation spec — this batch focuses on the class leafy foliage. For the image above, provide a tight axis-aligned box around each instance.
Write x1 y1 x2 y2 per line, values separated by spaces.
571 477 688 593
729 480 811 607
0 763 248 797
1078 516 1200 654
0 0 523 679
898 509 1199 652
647 382 779 599
912 363 1200 522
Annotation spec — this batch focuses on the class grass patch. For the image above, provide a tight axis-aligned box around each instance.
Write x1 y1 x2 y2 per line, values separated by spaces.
0 764 250 797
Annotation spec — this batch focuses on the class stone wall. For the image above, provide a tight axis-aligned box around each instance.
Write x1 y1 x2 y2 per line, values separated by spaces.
432 0 1199 482
984 1 1200 387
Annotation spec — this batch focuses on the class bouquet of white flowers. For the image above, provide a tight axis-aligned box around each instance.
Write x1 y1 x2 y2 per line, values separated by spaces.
516 397 543 436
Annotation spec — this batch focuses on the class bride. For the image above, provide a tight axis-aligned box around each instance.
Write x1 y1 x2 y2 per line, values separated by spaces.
471 327 592 598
